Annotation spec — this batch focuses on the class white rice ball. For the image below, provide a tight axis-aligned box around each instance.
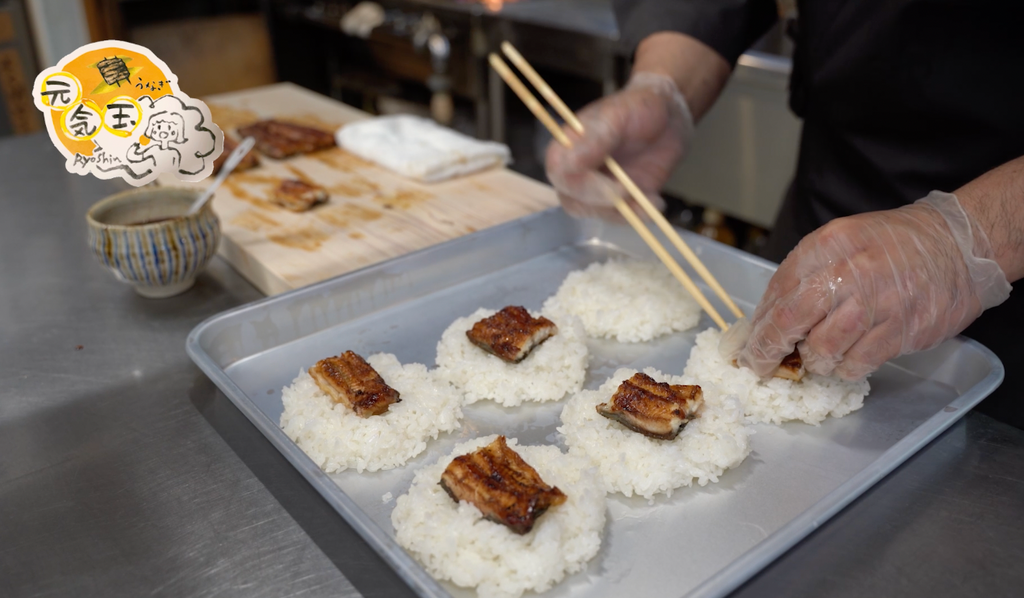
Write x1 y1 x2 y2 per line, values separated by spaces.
391 435 606 598
558 367 752 500
434 308 588 406
682 328 871 426
280 353 463 473
542 259 702 343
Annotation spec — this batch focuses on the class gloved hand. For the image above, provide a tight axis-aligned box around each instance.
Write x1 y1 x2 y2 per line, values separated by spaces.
738 191 1012 380
544 72 694 221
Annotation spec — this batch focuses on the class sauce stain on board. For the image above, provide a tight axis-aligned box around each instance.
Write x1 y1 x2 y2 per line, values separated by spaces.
231 210 281 232
268 225 330 251
208 103 261 131
349 231 365 240
316 203 384 229
309 148 375 173
283 164 315 185
374 188 433 210
231 172 283 186
329 176 380 198
223 180 275 210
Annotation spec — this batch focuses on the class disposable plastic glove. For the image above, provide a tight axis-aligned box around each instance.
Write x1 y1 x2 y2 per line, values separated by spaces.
737 191 1011 380
544 72 694 221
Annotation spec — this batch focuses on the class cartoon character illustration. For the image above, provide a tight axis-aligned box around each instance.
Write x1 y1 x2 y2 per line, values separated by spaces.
128 110 185 171
116 94 217 181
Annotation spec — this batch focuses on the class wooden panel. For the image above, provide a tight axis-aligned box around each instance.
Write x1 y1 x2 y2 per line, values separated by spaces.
0 47 40 135
0 1 42 136
80 0 121 42
129 14 275 98
0 11 14 43
159 83 558 295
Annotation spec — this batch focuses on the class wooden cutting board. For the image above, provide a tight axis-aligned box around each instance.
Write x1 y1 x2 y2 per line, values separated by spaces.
158 83 558 295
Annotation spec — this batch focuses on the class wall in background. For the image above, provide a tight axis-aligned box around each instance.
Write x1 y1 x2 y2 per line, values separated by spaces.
24 0 89 68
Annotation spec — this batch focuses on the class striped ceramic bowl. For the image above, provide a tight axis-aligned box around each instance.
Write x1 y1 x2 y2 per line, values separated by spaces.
86 187 220 298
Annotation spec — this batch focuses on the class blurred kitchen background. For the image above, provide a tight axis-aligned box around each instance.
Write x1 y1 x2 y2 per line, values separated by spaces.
0 0 801 256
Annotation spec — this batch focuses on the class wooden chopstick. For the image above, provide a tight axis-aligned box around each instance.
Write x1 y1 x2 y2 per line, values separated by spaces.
488 53 729 331
499 42 745 322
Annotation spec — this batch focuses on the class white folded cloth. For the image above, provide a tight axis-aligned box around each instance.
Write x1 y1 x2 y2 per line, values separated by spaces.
335 115 512 183
340 2 384 38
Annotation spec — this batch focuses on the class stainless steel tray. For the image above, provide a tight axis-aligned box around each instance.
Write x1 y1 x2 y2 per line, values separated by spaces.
186 208 1003 598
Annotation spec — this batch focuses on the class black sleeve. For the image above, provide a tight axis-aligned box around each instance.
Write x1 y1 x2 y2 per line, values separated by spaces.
613 0 779 66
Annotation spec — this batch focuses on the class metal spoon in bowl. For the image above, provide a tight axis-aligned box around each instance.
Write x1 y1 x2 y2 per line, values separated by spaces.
187 136 256 215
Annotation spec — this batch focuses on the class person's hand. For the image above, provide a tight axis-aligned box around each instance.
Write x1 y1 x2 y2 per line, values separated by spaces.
737 191 1011 380
544 72 694 221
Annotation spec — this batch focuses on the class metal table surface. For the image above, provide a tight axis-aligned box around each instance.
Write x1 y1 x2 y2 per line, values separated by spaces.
2 131 1023 598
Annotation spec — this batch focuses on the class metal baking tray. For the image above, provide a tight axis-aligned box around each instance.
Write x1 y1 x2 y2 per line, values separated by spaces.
187 208 1003 598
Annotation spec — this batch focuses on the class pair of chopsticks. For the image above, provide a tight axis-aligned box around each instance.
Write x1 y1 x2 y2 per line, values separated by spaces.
489 42 743 330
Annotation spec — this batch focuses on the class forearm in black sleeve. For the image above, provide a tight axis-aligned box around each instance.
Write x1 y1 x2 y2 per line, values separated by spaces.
614 0 779 66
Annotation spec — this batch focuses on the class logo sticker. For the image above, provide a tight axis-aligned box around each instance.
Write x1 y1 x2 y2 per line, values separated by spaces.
32 40 223 186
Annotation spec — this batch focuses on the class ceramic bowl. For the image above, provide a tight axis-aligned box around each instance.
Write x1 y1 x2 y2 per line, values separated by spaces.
86 187 220 298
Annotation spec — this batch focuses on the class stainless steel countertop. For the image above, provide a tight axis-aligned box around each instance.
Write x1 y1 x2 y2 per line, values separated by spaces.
2 131 1023 597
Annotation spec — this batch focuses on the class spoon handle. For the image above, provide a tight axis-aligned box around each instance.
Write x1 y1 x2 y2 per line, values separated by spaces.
188 136 256 215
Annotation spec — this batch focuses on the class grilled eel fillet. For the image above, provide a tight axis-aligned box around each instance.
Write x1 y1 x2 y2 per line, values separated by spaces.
774 349 805 381
439 436 567 535
236 120 336 159
272 179 329 212
732 348 805 382
212 135 259 174
308 351 400 417
596 373 704 440
465 306 558 363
